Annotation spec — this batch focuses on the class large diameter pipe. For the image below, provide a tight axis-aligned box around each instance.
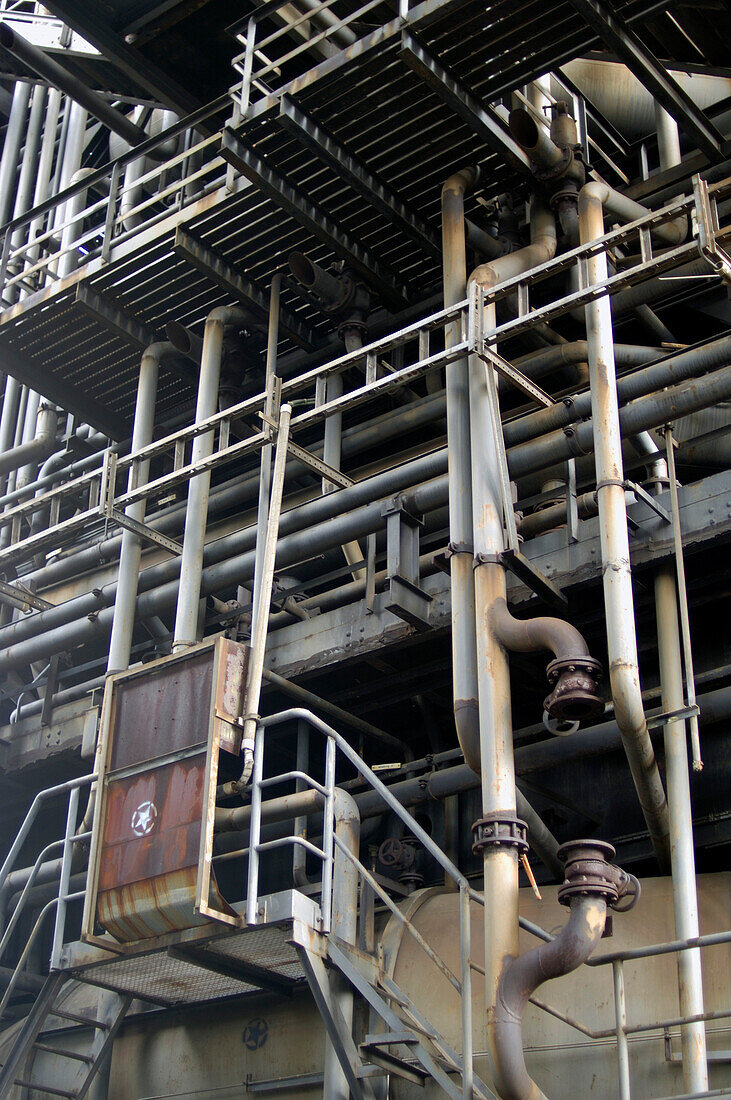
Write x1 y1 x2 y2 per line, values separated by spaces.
107 344 164 674
173 306 248 649
468 196 558 1100
579 180 670 869
0 405 57 478
0 27 149 150
1 363 728 671
442 168 481 772
654 566 708 1091
0 82 31 226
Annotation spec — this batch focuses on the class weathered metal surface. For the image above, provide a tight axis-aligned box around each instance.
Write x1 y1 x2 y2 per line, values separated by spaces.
213 638 249 755
109 649 213 771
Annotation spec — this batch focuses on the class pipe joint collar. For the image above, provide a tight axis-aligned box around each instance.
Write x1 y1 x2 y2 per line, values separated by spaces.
544 655 603 724
472 812 528 856
557 839 639 913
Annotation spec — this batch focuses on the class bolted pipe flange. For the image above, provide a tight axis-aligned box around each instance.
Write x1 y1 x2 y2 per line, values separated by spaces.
557 838 634 908
472 812 529 856
544 655 603 724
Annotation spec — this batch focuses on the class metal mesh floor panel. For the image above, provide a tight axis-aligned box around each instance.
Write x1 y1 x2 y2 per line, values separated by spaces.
72 924 304 1005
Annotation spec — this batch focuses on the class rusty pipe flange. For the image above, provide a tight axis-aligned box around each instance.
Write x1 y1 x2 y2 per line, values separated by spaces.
557 838 631 907
472 813 529 856
544 655 603 724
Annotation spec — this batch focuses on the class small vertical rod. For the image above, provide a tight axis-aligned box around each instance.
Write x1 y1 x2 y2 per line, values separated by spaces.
252 273 281 633
613 959 631 1100
245 726 266 925
460 884 474 1100
320 734 336 933
663 427 702 769
51 785 80 970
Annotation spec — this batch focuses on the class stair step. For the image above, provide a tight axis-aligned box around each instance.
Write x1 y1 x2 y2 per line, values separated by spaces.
361 1031 420 1048
358 1044 429 1086
34 1041 95 1063
15 1080 77 1098
50 1007 110 1029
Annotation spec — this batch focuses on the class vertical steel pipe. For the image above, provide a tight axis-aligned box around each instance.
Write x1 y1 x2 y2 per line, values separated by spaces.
0 82 31 227
468 196 557 1100
578 180 670 869
442 168 480 772
654 565 708 1092
252 275 281 633
107 343 165 673
173 306 248 650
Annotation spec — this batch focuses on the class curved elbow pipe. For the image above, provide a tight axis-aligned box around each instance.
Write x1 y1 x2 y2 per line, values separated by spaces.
579 179 686 248
493 896 607 1100
0 405 57 478
490 597 603 724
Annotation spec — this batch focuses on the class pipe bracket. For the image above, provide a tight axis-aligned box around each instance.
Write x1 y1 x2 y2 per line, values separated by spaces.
471 812 528 856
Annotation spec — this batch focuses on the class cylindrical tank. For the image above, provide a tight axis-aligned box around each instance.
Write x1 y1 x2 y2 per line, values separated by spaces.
1 874 727 1098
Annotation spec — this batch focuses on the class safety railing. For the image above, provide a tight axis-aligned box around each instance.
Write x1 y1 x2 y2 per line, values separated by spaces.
527 930 731 1100
0 176 727 576
239 706 485 1097
0 774 95 1024
0 98 228 306
229 0 394 120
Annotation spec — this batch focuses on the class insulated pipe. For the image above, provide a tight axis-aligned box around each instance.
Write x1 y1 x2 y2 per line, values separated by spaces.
467 196 559 1100
586 178 686 247
579 180 670 869
442 167 481 772
173 306 248 650
0 27 150 149
2 363 729 671
0 82 31 227
0 376 20 495
655 104 682 171
57 167 96 279
6 84 46 307
0 405 57 478
508 109 566 173
492 896 608 1100
654 566 708 1091
106 343 164 674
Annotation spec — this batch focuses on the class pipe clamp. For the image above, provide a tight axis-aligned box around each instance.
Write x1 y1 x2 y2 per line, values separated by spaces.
472 812 528 856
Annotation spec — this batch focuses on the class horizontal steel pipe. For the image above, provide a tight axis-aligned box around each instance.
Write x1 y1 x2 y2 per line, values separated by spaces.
1 364 728 671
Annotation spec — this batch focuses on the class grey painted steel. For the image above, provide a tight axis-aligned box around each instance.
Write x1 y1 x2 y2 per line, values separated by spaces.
0 404 57 479
173 306 248 649
442 168 481 775
0 25 150 149
566 0 725 161
655 565 709 1092
579 179 670 869
252 274 281 635
0 82 31 227
107 344 162 674
0 365 729 672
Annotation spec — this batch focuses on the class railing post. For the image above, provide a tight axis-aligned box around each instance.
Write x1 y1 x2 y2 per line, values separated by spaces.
612 959 631 1100
50 785 79 970
102 159 121 264
320 734 336 933
245 725 265 925
460 884 473 1099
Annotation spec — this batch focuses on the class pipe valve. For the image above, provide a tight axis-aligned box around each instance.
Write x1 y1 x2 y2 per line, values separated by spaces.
557 839 639 912
544 655 603 724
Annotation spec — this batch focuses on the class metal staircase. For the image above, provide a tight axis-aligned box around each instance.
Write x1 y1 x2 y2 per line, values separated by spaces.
0 976 130 1099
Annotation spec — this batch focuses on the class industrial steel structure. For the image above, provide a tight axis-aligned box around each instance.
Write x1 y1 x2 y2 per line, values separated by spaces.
0 0 728 1097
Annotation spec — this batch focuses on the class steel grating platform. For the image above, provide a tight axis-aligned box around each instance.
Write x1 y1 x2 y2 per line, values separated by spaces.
63 892 316 1007
0 0 667 437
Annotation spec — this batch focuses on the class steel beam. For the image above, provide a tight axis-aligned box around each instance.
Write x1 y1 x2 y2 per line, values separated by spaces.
277 96 441 260
0 337 126 440
172 227 319 351
221 127 410 310
566 0 726 163
74 285 158 349
40 0 202 116
399 31 530 174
